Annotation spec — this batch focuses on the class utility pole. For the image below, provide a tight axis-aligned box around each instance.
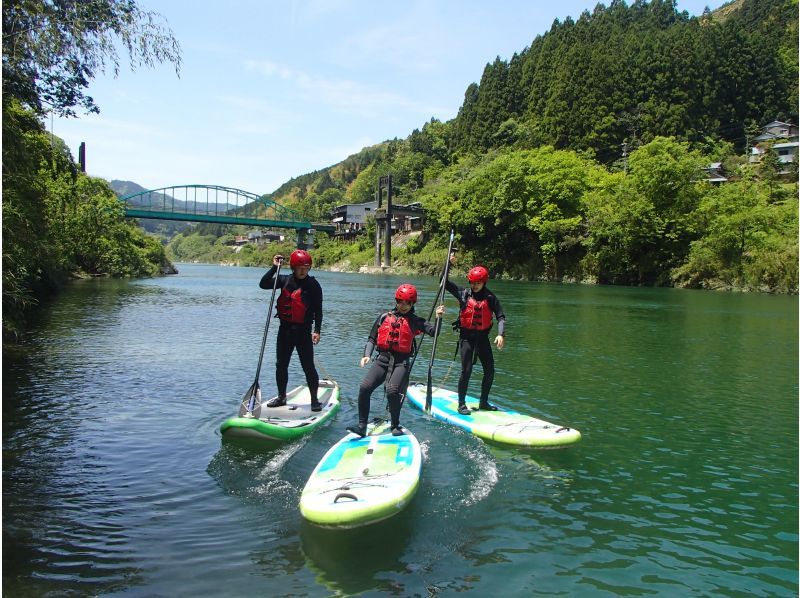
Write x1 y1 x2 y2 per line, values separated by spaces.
374 186 381 266
621 141 628 173
744 132 751 164
78 142 86 172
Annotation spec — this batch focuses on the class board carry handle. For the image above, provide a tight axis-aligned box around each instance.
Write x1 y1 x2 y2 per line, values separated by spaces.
333 492 359 503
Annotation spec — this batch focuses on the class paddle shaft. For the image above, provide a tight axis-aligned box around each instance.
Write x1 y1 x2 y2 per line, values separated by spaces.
425 230 455 409
396 229 453 414
407 229 454 376
248 259 283 409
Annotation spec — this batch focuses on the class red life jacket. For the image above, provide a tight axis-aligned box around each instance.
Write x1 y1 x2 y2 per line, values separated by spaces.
276 286 307 324
376 313 419 354
459 295 493 331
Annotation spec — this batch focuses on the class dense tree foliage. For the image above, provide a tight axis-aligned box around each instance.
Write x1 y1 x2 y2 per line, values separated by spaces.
2 0 182 340
3 99 173 339
3 0 181 116
450 0 797 161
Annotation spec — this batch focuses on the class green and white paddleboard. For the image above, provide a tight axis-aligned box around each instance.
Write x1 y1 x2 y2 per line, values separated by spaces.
300 420 422 528
220 379 340 441
405 383 581 448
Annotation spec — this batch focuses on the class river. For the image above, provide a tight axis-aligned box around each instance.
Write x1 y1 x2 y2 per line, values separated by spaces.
3 263 798 596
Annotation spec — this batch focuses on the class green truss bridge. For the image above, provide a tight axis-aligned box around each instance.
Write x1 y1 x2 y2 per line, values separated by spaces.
120 185 334 233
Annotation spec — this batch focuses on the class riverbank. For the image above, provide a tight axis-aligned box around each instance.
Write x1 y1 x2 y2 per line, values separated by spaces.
179 254 798 295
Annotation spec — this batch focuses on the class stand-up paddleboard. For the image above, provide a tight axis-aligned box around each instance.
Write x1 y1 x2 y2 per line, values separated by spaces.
300 420 422 528
220 379 340 441
405 383 581 448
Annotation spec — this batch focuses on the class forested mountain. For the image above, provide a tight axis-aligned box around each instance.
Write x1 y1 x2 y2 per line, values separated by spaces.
266 0 796 213
451 0 797 161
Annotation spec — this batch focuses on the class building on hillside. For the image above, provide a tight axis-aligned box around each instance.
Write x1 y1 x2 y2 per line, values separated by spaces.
750 121 799 171
227 231 284 246
330 199 426 241
381 202 424 233
702 162 728 184
331 201 377 240
249 230 284 243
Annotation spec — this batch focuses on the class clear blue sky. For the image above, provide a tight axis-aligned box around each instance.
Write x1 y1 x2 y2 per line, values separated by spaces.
51 0 729 195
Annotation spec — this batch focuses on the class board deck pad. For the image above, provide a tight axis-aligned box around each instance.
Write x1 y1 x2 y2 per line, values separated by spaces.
299 420 422 528
220 379 339 441
405 383 581 448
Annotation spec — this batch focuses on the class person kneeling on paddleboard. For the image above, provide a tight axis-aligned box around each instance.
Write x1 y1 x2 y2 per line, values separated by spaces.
347 284 445 437
259 250 323 412
445 255 506 415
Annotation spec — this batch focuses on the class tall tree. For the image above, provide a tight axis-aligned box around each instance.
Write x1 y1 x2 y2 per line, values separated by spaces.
2 0 181 116
2 0 181 339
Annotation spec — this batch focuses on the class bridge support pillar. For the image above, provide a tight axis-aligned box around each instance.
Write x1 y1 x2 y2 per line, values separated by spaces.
297 228 314 250
374 175 392 267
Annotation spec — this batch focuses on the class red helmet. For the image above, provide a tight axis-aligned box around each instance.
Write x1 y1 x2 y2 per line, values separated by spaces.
395 284 417 304
467 265 489 284
289 249 312 268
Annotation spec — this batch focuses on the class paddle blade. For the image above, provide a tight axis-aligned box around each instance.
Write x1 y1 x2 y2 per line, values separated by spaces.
242 381 260 414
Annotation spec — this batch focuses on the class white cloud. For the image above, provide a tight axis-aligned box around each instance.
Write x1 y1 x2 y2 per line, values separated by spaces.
337 23 441 73
245 59 446 118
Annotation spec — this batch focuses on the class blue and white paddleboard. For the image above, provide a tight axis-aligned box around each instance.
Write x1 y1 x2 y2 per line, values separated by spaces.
299 420 422 528
405 383 581 448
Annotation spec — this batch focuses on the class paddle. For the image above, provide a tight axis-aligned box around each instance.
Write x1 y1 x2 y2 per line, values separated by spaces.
398 228 454 410
243 257 283 415
425 229 455 411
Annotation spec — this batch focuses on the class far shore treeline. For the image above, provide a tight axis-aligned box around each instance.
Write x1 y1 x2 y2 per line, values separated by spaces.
3 0 798 343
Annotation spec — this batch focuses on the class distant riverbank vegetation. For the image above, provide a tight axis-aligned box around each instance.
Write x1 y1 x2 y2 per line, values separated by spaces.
2 0 182 340
169 0 797 294
168 136 798 293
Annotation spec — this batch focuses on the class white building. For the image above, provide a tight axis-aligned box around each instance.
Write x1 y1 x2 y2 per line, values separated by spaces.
750 121 799 169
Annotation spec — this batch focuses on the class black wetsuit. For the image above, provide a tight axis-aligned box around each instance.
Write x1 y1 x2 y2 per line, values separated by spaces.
260 265 323 401
445 280 506 406
357 309 440 429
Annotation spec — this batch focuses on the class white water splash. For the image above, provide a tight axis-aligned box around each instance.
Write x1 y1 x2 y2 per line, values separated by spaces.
253 438 308 497
459 443 499 506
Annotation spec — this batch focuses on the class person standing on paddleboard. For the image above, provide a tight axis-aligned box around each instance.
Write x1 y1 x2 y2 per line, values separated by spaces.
259 249 323 411
347 284 445 437
445 254 506 415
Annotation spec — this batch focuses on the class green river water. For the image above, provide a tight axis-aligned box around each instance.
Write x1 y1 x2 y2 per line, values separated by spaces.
3 263 797 596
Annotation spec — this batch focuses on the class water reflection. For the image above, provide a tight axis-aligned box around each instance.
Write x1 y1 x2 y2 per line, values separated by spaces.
300 515 414 595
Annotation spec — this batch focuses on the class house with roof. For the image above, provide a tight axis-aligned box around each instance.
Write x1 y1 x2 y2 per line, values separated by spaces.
703 162 728 184
749 121 799 171
330 200 378 240
330 199 426 241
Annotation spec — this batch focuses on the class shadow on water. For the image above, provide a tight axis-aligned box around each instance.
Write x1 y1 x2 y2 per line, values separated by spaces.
300 514 414 596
